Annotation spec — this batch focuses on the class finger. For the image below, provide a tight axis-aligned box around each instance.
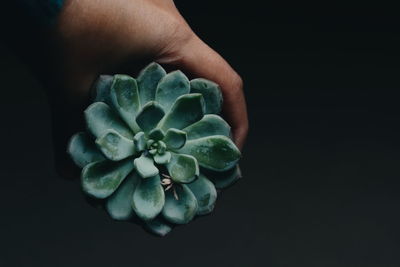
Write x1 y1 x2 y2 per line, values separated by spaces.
157 35 249 150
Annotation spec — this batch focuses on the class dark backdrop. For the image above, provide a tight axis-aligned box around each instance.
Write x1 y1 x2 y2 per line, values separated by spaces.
1 1 400 267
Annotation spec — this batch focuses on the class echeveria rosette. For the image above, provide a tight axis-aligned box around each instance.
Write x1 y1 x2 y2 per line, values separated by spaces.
67 62 242 236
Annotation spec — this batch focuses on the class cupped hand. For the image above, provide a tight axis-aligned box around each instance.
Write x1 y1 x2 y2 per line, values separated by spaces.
48 0 248 176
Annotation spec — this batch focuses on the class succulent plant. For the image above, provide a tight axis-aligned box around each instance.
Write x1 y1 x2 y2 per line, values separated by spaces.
68 62 242 236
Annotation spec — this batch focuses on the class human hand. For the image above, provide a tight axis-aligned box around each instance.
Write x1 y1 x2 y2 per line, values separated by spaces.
47 0 248 176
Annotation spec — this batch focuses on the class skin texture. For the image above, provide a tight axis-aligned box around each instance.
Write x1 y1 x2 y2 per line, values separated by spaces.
49 0 248 177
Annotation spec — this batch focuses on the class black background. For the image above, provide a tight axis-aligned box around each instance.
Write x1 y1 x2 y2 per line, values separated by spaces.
1 1 400 266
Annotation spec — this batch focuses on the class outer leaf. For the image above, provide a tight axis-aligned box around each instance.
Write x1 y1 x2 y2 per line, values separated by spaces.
134 154 159 178
132 175 165 221
190 78 223 114
110 74 141 133
68 132 105 168
204 165 242 189
105 172 139 220
84 102 133 139
162 184 198 224
144 217 173 237
166 153 198 184
137 62 166 105
176 135 241 172
163 128 187 149
155 70 190 112
95 129 136 161
187 174 217 215
81 159 134 199
183 114 230 140
136 101 165 133
93 75 113 105
158 94 205 131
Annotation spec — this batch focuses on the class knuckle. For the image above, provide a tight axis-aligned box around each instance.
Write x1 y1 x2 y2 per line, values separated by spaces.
227 72 243 96
156 20 195 62
231 73 244 91
241 120 249 135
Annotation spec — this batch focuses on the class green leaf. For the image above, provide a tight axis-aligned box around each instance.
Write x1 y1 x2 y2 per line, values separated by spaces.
157 141 167 154
68 132 105 168
144 217 172 237
204 165 242 189
162 184 198 224
133 131 147 152
95 129 136 161
166 153 198 184
187 174 217 215
155 70 190 112
158 94 205 131
132 174 165 221
84 102 134 139
136 101 165 133
148 128 165 141
153 151 171 165
190 78 223 114
137 62 166 105
93 75 113 105
81 159 134 199
163 128 187 149
110 74 141 133
105 172 139 220
183 114 230 140
177 135 241 171
134 153 159 178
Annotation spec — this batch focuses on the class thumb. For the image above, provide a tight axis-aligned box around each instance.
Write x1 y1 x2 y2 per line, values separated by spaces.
157 35 248 150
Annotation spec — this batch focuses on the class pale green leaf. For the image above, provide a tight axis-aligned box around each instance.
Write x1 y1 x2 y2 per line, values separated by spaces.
177 135 241 171
95 129 136 161
190 78 223 114
68 132 105 168
155 70 190 112
162 184 198 224
132 174 165 221
81 159 134 199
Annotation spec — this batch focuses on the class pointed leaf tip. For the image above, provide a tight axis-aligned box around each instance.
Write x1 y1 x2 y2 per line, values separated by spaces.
138 62 166 105
158 93 205 131
177 135 241 172
155 70 190 112
68 132 105 168
84 102 134 139
190 78 223 114
81 159 134 199
110 74 141 133
144 217 173 236
183 114 230 141
93 75 113 104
